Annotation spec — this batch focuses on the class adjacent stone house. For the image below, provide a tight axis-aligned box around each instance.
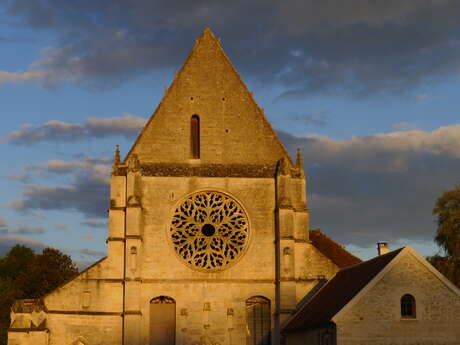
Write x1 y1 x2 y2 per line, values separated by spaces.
282 246 460 345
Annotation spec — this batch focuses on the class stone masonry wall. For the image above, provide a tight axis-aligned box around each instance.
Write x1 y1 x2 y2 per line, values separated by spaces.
335 252 460 345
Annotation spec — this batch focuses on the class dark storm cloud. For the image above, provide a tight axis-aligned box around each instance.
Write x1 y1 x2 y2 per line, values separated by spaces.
5 115 146 145
2 0 460 95
278 125 460 247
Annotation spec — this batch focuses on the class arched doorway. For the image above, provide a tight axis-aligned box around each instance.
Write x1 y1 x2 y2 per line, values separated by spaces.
150 296 176 345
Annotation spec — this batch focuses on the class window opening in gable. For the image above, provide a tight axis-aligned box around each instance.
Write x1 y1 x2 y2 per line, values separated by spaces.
191 115 200 159
401 294 416 319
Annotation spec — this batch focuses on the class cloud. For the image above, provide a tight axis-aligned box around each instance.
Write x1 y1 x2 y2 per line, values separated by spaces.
278 124 460 247
391 122 418 131
27 156 112 180
0 225 46 235
291 111 329 127
9 156 111 218
53 223 67 231
81 218 106 229
10 178 109 218
85 116 147 137
1 173 31 182
2 0 460 96
0 218 46 235
0 236 46 256
5 115 146 145
0 70 47 83
76 248 105 257
74 260 97 270
415 93 431 104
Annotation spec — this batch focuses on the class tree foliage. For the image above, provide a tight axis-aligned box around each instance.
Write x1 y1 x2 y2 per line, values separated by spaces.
0 245 78 345
430 185 460 288
428 255 460 287
433 185 460 257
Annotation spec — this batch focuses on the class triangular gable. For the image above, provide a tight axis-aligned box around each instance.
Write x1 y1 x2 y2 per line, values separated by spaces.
125 28 291 165
332 246 460 323
282 248 403 331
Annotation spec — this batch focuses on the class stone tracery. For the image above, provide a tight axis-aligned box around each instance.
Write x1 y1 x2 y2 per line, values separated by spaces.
170 191 249 271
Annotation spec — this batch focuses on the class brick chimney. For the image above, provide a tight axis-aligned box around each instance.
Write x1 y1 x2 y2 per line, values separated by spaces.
377 242 389 256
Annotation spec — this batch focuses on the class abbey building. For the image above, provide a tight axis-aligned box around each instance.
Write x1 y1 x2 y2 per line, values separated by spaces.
8 28 460 345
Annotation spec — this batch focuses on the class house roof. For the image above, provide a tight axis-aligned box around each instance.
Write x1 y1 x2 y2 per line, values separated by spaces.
309 229 362 268
283 247 403 332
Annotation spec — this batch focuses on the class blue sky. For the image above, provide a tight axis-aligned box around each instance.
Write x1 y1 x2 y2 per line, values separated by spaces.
1 1 460 265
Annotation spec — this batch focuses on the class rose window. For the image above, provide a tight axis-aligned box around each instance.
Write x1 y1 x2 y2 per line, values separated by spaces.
170 191 249 271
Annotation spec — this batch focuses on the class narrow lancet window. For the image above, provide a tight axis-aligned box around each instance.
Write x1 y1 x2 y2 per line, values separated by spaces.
191 115 200 159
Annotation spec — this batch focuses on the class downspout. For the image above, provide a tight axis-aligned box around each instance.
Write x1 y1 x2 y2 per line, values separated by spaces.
122 173 127 345
274 160 282 345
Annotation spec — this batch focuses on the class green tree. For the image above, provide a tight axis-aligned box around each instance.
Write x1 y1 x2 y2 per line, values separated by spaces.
428 255 460 287
0 245 78 345
0 245 35 280
430 185 460 287
16 247 78 298
433 185 460 257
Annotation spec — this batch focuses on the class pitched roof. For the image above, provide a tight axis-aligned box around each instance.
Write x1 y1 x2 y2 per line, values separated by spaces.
125 28 292 166
309 229 362 268
283 247 403 332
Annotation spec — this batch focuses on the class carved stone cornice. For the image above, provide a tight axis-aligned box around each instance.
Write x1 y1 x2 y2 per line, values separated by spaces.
133 163 277 178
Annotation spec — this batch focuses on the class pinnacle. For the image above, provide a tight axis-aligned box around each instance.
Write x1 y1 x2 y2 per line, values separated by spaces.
196 27 220 47
202 27 217 39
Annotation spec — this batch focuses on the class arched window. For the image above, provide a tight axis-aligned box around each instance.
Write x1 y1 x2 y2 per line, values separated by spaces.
150 296 176 345
191 115 200 159
246 296 271 345
401 294 416 319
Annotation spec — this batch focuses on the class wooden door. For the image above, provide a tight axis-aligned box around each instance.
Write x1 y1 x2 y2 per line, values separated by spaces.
150 296 176 345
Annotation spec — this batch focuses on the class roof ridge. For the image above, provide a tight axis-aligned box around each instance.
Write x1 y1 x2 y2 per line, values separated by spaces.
340 247 404 272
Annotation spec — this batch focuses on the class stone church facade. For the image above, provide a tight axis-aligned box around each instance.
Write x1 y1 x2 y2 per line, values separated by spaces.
8 28 360 345
10 28 459 345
